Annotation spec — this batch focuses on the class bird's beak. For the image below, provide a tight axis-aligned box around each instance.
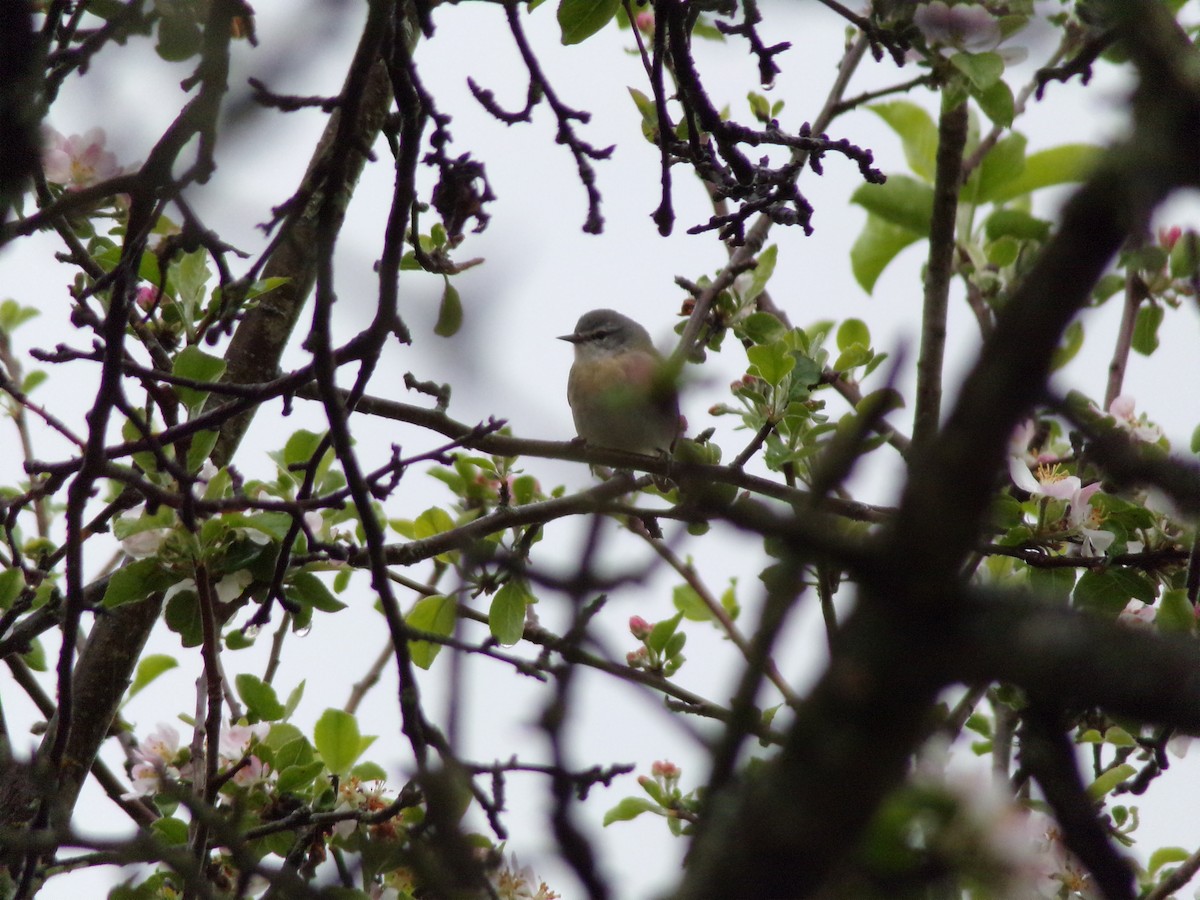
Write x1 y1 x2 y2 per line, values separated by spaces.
558 332 582 343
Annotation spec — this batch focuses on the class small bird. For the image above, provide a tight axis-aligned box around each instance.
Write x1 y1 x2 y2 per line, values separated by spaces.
559 309 681 457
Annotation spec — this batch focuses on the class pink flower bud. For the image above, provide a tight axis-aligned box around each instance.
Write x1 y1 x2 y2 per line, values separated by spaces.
629 615 652 639
135 285 161 311
1159 226 1182 250
634 9 654 32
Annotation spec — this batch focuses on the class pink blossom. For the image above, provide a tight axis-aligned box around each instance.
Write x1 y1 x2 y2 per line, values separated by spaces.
490 854 560 900
1107 395 1162 443
304 510 325 536
136 722 181 763
1009 462 1114 555
123 722 183 798
1067 482 1114 556
1118 599 1156 629
913 2 1001 51
219 722 269 762
228 754 269 787
42 127 121 190
651 759 680 779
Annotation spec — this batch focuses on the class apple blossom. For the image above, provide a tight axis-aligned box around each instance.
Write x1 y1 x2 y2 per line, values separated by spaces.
42 127 121 190
913 2 1001 52
490 855 560 900
123 722 184 798
219 722 272 786
1118 599 1156 629
117 506 172 559
1107 395 1162 443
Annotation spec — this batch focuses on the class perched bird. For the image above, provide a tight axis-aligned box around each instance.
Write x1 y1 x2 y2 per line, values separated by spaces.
559 309 682 457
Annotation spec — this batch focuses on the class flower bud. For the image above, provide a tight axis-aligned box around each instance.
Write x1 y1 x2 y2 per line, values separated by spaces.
628 615 652 639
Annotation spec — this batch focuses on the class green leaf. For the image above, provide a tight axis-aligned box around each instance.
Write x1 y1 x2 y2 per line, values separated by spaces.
850 176 933 236
103 559 179 608
0 567 25 610
22 638 46 671
434 280 463 337
1149 846 1191 874
1191 424 1200 455
489 581 528 646
664 630 686 659
21 370 47 394
1131 303 1163 355
164 590 203 647
984 208 1050 242
1074 569 1157 618
628 87 658 141
277 760 326 793
113 505 175 542
972 132 1027 204
407 594 457 669
127 654 178 700
850 213 922 293
647 612 684 654
747 91 770 123
1169 232 1199 279
558 0 619 44
1158 589 1194 634
185 430 219 476
272 734 314 770
836 319 870 352
413 506 455 540
673 583 711 622
236 673 287 722
1050 320 1083 371
868 101 938 182
986 236 1019 267
286 571 347 613
950 51 1004 90
172 346 226 416
1028 565 1076 603
972 78 1014 128
736 312 788 345
833 346 872 371
1104 726 1136 746
0 299 40 332
156 15 203 61
985 144 1102 203
283 681 306 720
151 816 190 845
746 342 795 386
282 429 326 469
602 796 658 825
742 244 778 303
225 628 255 650
265 723 305 753
313 708 363 775
1087 763 1135 799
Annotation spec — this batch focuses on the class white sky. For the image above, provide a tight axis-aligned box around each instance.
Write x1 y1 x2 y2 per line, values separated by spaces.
2 1 1199 897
